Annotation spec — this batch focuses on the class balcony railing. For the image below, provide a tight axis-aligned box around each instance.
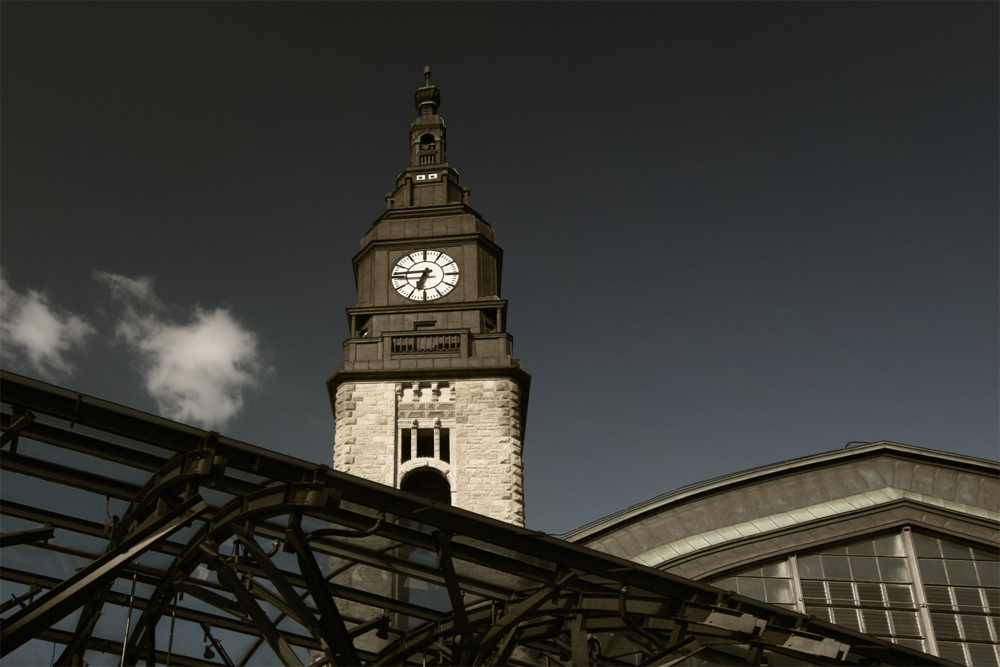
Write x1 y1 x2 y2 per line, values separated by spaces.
391 333 461 354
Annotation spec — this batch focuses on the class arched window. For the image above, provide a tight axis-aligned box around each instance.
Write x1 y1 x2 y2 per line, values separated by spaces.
707 529 1000 664
418 134 437 164
400 470 451 504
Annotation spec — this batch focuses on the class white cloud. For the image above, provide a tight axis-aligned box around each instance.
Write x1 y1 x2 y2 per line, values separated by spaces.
1 269 95 381
95 272 160 305
95 271 268 430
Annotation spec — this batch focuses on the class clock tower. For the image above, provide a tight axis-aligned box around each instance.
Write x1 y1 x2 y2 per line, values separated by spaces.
327 68 530 526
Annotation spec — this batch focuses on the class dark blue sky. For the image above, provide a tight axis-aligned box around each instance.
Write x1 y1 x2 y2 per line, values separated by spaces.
2 2 997 534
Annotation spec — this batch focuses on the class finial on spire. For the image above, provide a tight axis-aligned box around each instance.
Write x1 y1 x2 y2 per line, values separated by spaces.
414 66 441 114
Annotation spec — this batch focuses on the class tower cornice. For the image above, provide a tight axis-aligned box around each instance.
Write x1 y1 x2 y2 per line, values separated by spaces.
371 202 490 226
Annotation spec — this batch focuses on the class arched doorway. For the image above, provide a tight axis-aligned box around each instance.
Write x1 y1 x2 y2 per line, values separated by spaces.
400 469 451 505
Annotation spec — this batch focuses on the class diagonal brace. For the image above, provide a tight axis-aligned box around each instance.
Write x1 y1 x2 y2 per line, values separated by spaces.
285 523 361 667
435 531 474 660
474 568 579 665
198 541 304 667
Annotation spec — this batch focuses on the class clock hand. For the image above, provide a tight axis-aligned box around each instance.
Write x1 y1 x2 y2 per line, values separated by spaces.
415 268 432 289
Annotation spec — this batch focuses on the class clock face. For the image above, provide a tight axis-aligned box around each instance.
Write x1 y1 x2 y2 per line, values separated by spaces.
391 250 459 301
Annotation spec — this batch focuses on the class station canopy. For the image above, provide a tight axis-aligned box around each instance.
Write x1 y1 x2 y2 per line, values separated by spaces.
1 371 956 666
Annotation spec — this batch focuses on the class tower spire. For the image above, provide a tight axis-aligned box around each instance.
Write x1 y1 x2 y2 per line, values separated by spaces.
414 65 441 116
408 66 445 170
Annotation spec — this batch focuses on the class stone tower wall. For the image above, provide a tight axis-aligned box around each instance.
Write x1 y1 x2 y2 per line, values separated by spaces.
453 379 525 526
333 377 526 526
333 382 397 486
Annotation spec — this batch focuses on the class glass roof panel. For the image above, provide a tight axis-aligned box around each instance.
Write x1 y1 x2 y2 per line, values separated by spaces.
13 438 152 486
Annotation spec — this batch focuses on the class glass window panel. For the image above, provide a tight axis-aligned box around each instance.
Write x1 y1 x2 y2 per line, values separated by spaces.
821 544 848 555
828 581 856 603
2 640 61 667
823 555 851 580
856 582 883 603
760 560 789 578
861 609 891 635
877 558 911 583
919 559 948 584
832 607 861 631
893 638 925 652
806 606 833 623
52 607 83 633
400 429 411 462
889 610 922 637
931 613 963 640
408 581 452 613
0 516 39 533
976 560 1000 587
960 615 993 642
764 578 794 604
738 565 764 577
912 533 942 558
984 588 1000 612
941 541 973 560
2 471 107 523
801 580 828 603
937 642 969 667
847 540 876 556
972 546 998 559
739 578 766 602
797 554 824 579
967 643 1000 667
16 439 154 486
53 530 116 556
439 428 450 462
953 588 986 613
416 429 434 458
83 649 121 666
924 585 954 610
244 640 281 667
850 556 880 581
712 576 737 591
885 585 915 606
946 560 980 586
2 544 91 581
873 534 903 557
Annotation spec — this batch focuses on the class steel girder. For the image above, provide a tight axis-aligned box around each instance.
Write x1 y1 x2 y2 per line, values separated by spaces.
0 371 960 667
